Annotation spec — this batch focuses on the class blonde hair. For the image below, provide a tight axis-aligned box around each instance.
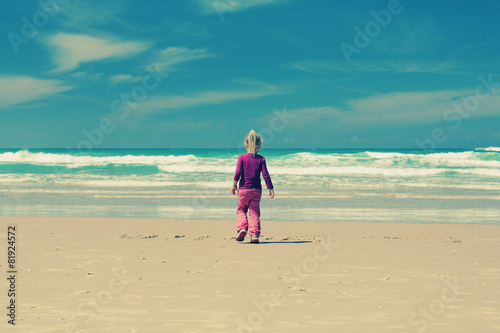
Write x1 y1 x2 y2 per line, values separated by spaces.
244 130 262 155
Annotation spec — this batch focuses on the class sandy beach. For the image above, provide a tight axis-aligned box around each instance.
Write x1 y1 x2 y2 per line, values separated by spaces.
0 217 499 333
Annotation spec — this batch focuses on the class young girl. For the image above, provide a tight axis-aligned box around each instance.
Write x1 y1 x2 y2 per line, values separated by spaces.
231 130 274 243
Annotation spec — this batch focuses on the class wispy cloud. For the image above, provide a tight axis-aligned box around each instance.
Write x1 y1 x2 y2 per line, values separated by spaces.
284 59 465 74
266 89 500 129
69 71 105 83
109 74 142 85
46 33 150 72
132 81 284 115
55 1 138 33
0 76 73 109
195 0 289 14
155 47 215 71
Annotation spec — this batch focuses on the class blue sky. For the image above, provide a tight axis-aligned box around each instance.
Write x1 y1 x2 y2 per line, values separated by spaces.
1 0 499 149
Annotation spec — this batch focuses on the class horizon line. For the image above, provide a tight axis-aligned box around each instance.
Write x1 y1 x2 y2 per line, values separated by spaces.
0 147 496 151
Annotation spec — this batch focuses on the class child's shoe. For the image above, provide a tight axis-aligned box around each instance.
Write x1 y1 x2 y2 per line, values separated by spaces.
250 235 260 244
236 229 247 241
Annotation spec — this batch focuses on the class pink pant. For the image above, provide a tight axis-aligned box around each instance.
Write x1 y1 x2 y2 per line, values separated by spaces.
236 189 262 236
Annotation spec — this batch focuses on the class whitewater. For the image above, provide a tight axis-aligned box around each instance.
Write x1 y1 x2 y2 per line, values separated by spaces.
0 148 498 224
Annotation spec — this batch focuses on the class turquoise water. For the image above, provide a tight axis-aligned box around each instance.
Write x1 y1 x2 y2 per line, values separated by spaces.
0 148 499 224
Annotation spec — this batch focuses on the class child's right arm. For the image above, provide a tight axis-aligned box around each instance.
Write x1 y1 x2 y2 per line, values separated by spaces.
231 155 242 195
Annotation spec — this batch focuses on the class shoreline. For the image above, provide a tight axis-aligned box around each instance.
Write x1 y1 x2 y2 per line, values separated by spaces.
0 217 499 332
1 215 499 226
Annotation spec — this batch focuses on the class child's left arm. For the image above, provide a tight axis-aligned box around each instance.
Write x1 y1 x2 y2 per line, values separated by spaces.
230 180 238 195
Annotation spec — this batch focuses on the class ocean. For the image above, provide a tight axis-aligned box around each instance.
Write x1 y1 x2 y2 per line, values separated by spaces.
0 148 499 224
